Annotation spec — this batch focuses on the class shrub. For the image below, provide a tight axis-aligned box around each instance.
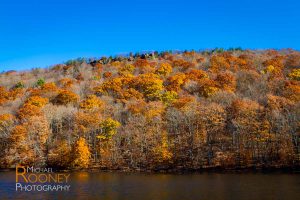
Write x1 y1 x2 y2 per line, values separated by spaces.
14 82 25 89
36 78 45 87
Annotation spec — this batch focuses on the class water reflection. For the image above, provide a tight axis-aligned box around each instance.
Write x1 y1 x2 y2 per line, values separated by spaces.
0 171 300 200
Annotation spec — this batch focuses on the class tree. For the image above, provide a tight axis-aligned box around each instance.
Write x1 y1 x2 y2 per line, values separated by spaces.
134 59 155 74
228 99 269 165
24 116 49 149
210 55 230 72
172 59 195 71
1 49 300 170
80 95 104 111
155 62 172 76
285 52 300 68
152 131 173 164
161 91 178 105
18 104 42 120
4 125 35 166
36 82 59 99
119 64 135 76
54 90 79 105
97 118 121 140
165 73 186 92
58 78 74 88
94 77 130 98
25 96 49 107
200 103 226 165
0 86 9 105
0 114 15 166
185 69 208 81
72 137 91 168
74 111 101 135
215 72 236 92
130 73 164 100
196 79 219 97
120 88 144 101
262 56 285 78
0 114 15 135
281 81 300 102
288 69 300 81
47 140 71 168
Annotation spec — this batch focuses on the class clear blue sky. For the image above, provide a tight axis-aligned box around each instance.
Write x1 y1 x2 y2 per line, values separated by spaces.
0 0 299 71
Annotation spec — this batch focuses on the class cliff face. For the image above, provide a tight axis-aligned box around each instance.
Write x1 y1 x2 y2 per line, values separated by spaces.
0 49 299 170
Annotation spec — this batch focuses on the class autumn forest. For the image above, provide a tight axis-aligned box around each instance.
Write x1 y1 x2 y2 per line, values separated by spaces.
0 49 299 171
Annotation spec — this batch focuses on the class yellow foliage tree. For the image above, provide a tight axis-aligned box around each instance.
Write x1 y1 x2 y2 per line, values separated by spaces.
153 131 173 163
97 118 121 140
156 62 172 76
94 76 134 100
161 91 178 105
119 64 135 76
130 73 164 100
288 69 300 81
72 137 91 168
80 95 104 110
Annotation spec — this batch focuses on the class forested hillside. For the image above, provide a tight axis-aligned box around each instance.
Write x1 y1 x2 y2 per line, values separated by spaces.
0 49 299 170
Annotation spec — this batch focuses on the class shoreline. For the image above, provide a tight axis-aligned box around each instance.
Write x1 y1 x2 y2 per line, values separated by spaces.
2 165 300 174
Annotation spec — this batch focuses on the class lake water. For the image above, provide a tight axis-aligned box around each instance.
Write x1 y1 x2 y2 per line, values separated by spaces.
1 171 300 200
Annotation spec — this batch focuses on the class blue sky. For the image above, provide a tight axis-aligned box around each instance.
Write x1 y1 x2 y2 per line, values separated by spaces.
0 0 299 71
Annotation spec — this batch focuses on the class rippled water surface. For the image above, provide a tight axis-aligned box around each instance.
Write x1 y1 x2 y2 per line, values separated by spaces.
1 171 300 200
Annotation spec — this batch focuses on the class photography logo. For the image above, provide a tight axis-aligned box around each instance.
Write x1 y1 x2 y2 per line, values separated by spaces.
15 165 71 192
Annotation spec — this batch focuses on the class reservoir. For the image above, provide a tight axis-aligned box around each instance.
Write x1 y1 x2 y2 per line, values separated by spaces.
1 171 300 200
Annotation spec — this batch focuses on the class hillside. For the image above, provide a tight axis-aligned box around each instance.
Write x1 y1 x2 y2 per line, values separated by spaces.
0 49 299 170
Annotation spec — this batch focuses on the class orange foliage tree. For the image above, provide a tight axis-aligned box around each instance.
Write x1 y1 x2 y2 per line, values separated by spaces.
134 59 155 74
165 73 187 92
215 72 236 92
54 90 79 105
25 96 49 107
210 55 230 72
